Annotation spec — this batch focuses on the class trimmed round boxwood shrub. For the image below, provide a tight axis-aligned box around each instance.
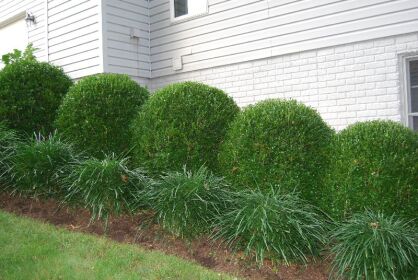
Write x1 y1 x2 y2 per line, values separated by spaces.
9 134 79 197
219 99 334 203
325 120 418 220
55 74 149 158
131 81 239 173
0 60 72 135
331 210 418 280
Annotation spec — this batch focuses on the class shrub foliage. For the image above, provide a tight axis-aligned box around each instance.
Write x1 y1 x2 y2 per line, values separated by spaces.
219 99 334 202
0 60 72 134
9 134 77 197
63 156 149 222
56 74 149 158
141 166 231 238
1 43 37 65
214 189 328 265
331 210 418 280
326 120 418 219
131 81 239 173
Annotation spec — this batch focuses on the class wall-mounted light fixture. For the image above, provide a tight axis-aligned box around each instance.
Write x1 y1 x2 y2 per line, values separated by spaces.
25 12 36 24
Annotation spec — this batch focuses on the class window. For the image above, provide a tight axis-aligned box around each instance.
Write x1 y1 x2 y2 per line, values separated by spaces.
171 0 208 21
406 58 418 131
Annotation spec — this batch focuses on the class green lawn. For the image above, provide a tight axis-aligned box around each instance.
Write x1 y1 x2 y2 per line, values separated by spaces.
0 211 235 280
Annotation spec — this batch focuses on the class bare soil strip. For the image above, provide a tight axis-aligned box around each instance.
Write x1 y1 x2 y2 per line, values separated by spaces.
0 193 330 280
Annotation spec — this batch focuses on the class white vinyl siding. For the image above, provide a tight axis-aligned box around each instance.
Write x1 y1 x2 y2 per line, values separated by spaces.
102 0 150 83
149 0 418 78
47 0 102 79
0 0 46 62
0 0 102 79
150 32 418 130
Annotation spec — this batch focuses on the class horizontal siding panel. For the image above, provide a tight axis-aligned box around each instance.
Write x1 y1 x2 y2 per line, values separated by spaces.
49 35 99 54
49 17 99 40
107 65 151 78
65 65 102 79
116 0 148 9
180 12 415 64
0 0 35 18
153 1 418 60
108 48 149 63
209 0 263 14
152 48 270 77
48 0 90 16
50 49 100 67
152 0 264 34
48 6 98 32
270 8 418 47
107 39 149 54
49 1 98 25
60 57 100 73
270 20 418 56
107 2 148 18
107 30 150 47
149 2 169 16
106 14 149 32
151 9 267 48
153 19 418 77
49 40 99 61
48 0 74 10
103 0 150 80
150 0 418 77
48 24 98 46
152 0 389 49
107 57 150 71
47 0 101 78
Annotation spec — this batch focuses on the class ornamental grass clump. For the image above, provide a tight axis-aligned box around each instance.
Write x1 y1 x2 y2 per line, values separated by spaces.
56 74 149 158
0 123 19 189
325 120 418 220
214 189 329 265
131 81 239 173
330 210 418 280
142 166 232 238
219 99 334 204
9 133 78 197
0 60 72 135
64 156 149 222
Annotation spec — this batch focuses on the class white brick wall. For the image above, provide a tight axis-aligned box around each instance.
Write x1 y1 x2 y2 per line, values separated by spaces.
150 32 418 130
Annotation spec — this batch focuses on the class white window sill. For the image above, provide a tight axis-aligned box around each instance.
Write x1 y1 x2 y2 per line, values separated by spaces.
170 11 208 24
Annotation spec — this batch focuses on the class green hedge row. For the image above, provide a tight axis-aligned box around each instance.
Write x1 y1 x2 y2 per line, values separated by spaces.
1 54 417 222
1 52 418 279
0 129 416 279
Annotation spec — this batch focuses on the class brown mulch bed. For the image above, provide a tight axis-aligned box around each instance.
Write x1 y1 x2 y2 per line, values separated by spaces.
0 193 330 280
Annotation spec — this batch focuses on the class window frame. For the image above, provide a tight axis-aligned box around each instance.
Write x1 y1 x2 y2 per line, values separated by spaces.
403 55 418 130
169 0 208 23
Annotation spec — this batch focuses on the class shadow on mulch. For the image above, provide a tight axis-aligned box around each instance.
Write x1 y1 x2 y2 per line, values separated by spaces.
0 193 330 280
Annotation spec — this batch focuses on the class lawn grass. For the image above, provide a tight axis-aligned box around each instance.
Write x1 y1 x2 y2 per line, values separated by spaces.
0 210 235 280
